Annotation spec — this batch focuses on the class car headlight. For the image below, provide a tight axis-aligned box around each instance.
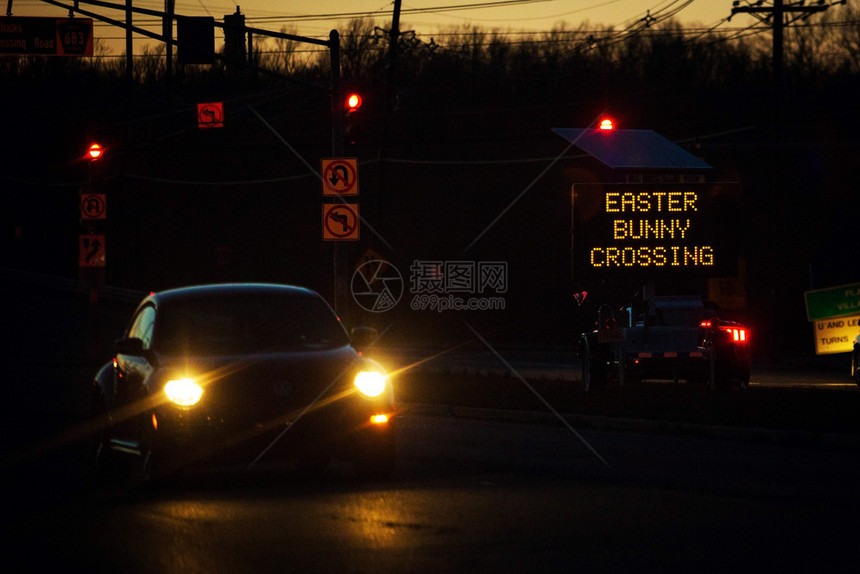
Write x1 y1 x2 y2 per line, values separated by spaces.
164 378 204 407
354 371 387 398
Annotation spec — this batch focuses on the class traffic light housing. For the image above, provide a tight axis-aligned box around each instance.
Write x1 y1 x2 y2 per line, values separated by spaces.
345 92 362 113
344 92 364 144
87 142 104 160
223 9 246 64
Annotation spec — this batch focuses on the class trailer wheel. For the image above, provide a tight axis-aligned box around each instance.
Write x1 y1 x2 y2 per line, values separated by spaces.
853 346 860 388
582 348 608 392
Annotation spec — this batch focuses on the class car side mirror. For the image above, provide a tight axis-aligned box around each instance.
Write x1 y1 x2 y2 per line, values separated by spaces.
114 337 146 356
350 326 378 351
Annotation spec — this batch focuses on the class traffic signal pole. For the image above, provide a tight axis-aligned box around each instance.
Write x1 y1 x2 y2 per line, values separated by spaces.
39 0 352 314
330 30 344 157
328 29 350 316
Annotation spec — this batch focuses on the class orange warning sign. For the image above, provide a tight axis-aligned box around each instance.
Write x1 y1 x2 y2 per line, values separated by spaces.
322 203 360 241
321 158 359 196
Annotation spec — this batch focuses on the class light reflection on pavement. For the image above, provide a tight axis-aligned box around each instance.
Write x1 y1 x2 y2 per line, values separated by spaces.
378 346 857 390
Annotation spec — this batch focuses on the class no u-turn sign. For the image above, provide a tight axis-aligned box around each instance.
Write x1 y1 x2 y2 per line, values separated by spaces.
80 193 106 220
321 158 359 196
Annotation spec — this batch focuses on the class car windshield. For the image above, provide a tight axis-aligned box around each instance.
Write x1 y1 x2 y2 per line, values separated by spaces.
152 292 349 356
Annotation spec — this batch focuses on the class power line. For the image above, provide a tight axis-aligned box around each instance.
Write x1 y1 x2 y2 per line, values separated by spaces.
730 0 846 106
19 0 854 61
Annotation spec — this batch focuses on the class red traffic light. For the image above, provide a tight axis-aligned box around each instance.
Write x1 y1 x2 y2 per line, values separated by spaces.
87 143 104 160
599 118 614 130
345 93 362 112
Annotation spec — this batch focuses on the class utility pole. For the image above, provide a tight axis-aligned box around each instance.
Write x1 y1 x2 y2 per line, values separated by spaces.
125 0 133 84
380 1 402 239
164 0 174 85
730 1 842 357
387 0 402 99
731 0 838 109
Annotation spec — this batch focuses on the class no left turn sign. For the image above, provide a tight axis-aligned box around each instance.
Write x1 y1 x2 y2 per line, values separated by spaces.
322 203 360 241
198 102 224 128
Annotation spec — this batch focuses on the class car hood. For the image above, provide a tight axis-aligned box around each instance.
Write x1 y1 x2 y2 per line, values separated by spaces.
153 345 376 421
156 343 363 373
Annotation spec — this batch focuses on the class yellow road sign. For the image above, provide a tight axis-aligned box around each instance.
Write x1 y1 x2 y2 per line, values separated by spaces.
813 315 860 355
322 158 359 196
80 193 106 220
322 203 360 241
79 234 106 267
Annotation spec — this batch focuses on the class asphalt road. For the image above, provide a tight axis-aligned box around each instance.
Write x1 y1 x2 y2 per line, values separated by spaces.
4 275 859 571
4 410 860 573
4 342 859 572
373 344 855 389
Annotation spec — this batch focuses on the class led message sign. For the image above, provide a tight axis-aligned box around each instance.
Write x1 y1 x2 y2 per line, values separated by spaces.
571 183 740 277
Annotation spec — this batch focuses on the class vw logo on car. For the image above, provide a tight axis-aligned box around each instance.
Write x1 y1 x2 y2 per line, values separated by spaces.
273 380 292 398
